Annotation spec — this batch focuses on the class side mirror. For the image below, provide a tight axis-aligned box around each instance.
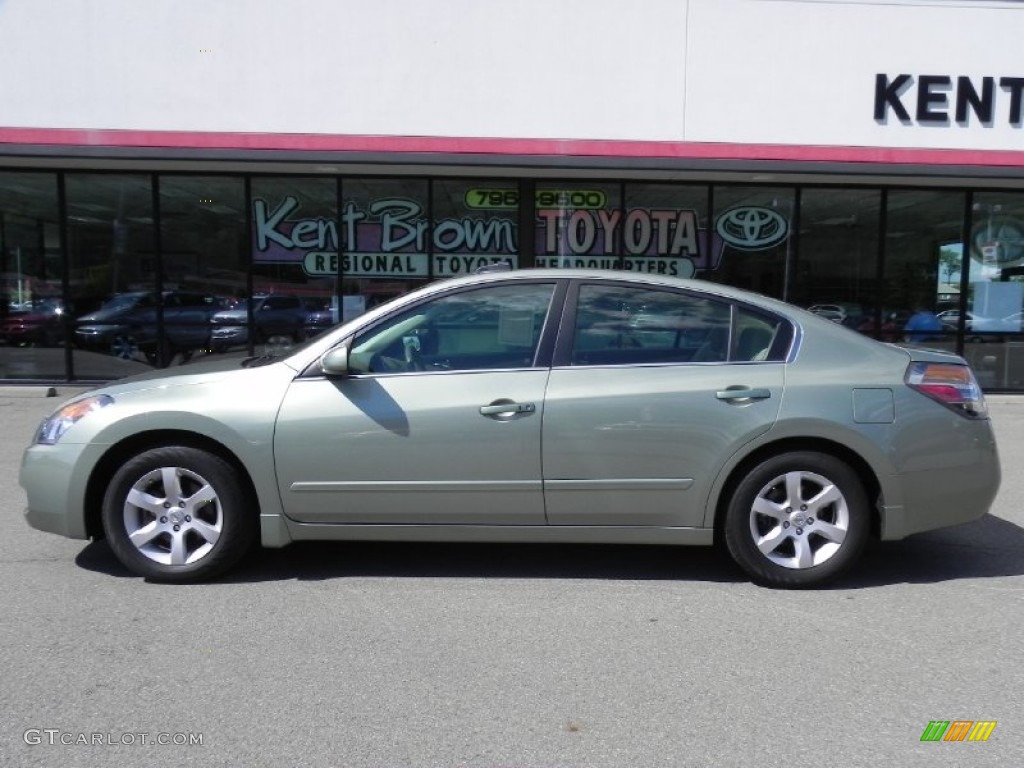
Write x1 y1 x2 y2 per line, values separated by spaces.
319 347 350 377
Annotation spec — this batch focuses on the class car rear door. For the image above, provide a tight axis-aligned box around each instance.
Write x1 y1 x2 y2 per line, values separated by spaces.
542 280 788 528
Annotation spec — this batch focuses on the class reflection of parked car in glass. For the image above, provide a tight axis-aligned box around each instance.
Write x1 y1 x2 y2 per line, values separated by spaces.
74 291 221 364
1000 311 1024 331
808 304 847 324
303 303 337 341
210 294 321 351
857 310 911 342
936 309 991 333
0 298 65 346
960 310 1024 344
969 311 1024 335
808 303 866 328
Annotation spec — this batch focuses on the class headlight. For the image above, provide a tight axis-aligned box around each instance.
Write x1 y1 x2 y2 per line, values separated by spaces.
35 395 114 445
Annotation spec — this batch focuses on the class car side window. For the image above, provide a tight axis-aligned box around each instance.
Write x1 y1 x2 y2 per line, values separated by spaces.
569 284 791 366
732 308 784 362
571 284 732 366
348 283 556 374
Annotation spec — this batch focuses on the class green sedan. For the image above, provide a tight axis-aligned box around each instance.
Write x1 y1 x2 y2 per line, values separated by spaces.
20 270 1000 588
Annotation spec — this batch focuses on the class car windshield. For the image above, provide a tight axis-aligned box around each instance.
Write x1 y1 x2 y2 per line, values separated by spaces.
101 293 149 310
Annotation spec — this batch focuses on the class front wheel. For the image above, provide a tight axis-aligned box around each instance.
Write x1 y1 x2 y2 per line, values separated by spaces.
101 446 256 582
110 335 137 361
723 451 870 588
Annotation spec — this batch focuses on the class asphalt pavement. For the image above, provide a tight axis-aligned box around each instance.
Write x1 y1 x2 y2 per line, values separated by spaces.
0 385 1022 768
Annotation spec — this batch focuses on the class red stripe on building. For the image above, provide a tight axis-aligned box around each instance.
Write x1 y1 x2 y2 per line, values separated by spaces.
1 127 1023 168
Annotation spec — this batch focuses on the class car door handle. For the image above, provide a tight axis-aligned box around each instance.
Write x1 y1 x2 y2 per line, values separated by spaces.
479 401 536 416
716 388 771 402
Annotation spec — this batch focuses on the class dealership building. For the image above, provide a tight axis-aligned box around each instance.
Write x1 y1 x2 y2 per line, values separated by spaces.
1 0 1023 387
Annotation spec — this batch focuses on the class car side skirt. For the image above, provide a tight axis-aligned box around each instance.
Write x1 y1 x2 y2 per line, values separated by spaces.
277 521 714 546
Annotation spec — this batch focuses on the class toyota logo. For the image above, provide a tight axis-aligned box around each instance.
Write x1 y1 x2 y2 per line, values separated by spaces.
715 206 789 251
970 217 1024 268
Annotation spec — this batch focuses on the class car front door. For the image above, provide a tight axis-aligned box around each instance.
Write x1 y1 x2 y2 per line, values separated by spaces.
542 281 787 528
274 280 561 525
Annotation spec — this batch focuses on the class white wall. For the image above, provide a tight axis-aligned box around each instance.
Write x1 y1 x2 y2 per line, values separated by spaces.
0 0 1021 152
685 0 1024 151
0 0 689 140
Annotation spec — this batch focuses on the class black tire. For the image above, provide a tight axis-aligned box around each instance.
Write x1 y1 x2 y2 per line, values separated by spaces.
101 446 257 583
143 346 162 367
723 451 870 588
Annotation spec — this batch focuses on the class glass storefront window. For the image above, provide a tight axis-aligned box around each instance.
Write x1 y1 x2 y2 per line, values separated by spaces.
249 178 338 354
881 190 965 351
622 184 709 278
341 178 429 313
791 188 881 334
706 186 795 299
534 183 622 270
0 172 62 379
3 171 1021 393
432 180 519 277
65 174 156 379
963 190 1024 389
158 176 247 366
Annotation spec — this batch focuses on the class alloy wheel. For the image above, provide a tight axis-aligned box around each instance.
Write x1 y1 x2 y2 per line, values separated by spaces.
122 466 223 566
748 470 850 569
111 335 137 360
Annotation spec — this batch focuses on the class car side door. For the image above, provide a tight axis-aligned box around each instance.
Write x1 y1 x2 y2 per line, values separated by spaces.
542 280 789 528
274 279 564 525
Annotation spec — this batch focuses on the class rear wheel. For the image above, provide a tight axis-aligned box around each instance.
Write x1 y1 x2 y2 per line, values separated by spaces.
723 451 870 588
143 340 171 367
101 446 256 582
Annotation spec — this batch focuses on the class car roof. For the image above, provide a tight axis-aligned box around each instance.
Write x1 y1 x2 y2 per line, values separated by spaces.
435 268 801 316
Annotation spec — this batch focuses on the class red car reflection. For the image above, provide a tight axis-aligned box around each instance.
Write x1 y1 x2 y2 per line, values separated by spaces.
0 300 65 347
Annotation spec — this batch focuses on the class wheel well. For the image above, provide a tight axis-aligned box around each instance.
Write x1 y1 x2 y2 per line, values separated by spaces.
712 438 883 542
84 430 260 539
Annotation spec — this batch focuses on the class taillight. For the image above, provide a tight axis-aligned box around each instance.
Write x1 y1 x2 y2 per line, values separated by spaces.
905 362 988 419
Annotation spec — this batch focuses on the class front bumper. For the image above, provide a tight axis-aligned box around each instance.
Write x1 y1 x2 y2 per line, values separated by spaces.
211 326 248 343
75 325 121 349
20 440 102 540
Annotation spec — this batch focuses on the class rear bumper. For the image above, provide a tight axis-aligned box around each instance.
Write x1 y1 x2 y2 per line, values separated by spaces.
879 419 1001 540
